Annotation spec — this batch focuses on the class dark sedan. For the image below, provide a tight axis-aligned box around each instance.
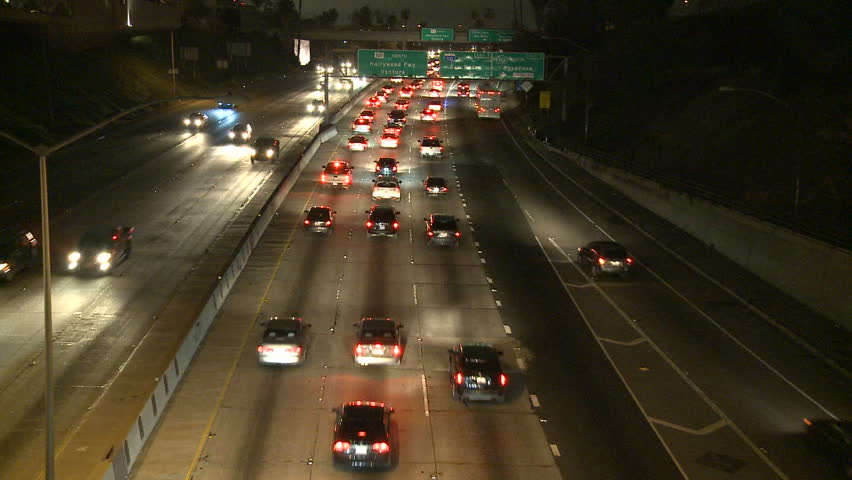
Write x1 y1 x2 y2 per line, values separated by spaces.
332 401 394 469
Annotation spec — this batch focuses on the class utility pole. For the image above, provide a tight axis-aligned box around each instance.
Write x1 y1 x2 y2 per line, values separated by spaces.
323 68 330 123
170 30 177 97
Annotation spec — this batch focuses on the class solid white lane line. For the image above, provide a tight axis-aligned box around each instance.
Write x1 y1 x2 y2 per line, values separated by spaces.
550 444 561 457
524 208 535 222
421 374 430 417
504 324 512 335
495 300 502 307
530 394 541 408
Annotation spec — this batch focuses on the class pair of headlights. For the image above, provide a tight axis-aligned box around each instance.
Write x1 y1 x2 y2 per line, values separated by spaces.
67 251 111 270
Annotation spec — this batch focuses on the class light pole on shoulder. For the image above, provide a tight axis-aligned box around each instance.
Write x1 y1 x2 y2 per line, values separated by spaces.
717 86 800 215
323 67 332 123
542 35 592 143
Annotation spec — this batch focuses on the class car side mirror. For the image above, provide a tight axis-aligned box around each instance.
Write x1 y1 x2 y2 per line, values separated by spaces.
395 211 401 215
352 323 359 327
498 351 504 356
372 180 376 183
456 218 460 222
332 211 337 215
417 140 422 143
322 164 327 168
364 210 370 214
423 218 428 222
304 323 312 328
304 210 309 214
389 407 395 413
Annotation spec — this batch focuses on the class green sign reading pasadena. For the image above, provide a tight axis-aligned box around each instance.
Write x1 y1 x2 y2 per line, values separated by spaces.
468 29 515 43
421 27 454 42
357 49 428 77
440 51 544 80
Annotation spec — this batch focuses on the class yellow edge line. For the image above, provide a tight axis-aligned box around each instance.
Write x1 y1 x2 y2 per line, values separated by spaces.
181 147 335 480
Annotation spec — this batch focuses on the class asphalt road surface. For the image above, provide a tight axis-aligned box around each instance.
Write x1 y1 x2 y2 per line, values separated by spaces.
0 74 353 478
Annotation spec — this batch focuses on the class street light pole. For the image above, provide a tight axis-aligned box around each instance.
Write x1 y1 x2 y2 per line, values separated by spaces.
323 68 331 123
717 86 799 214
170 30 177 98
37 147 55 480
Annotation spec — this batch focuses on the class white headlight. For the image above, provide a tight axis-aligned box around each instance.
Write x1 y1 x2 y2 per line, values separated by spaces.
265 149 274 157
318 105 325 112
68 251 81 262
307 105 314 112
250 148 257 155
99 262 111 271
194 119 202 126
242 132 249 139
183 119 191 125
0 263 9 272
228 131 236 138
96 252 112 264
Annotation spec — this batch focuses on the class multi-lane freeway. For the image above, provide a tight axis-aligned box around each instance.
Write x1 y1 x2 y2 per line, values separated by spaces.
1 74 849 480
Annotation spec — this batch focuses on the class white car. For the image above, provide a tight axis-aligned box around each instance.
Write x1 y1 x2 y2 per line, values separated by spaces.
419 136 444 157
379 134 400 148
372 176 401 202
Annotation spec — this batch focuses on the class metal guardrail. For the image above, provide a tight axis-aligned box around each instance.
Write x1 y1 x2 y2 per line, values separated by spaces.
522 116 851 251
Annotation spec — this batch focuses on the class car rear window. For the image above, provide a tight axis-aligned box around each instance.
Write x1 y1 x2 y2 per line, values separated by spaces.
372 210 396 222
426 178 446 187
433 218 457 229
600 247 628 259
422 139 440 147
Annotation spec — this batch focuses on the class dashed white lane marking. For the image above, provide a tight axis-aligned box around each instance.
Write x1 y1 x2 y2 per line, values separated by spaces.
530 394 541 408
486 276 493 284
480 258 486 264
495 300 502 307
516 357 527 371
550 444 561 457
523 208 535 222
503 324 512 335
421 374 430 417
470 226 475 232
474 241 480 247
413 284 418 305
465 214 471 219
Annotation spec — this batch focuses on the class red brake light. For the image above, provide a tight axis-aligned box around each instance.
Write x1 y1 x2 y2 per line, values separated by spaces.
365 221 373 228
372 442 390 454
598 258 606 265
392 165 397 171
304 219 310 225
392 344 401 356
427 231 434 237
325 220 332 226
442 187 448 192
344 175 352 184
333 161 340 166
321 174 327 183
455 372 464 385
626 257 633 264
392 222 399 229
333 441 351 452
376 165 380 171
454 231 461 238
355 344 363 354
358 431 367 437
494 108 501 113
500 373 508 386
257 346 273 353
111 235 118 240
295 346 303 354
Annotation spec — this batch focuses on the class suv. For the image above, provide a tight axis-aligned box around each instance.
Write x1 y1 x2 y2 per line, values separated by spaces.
332 401 394 469
307 99 326 114
67 225 133 274
321 160 353 187
257 316 310 365
419 136 444 157
183 112 208 129
353 317 403 366
449 344 508 402
0 228 38 281
387 109 407 125
303 206 336 234
374 157 398 176
372 176 401 202
364 206 400 237
424 214 461 247
576 241 634 278
251 137 280 163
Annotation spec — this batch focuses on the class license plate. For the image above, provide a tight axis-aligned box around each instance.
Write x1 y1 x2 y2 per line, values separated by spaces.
438 232 448 238
610 261 621 266
354 445 368 455
475 376 488 385
314 222 324 226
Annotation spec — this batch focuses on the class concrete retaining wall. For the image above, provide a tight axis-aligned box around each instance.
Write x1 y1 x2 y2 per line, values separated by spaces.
552 146 852 328
93 81 377 480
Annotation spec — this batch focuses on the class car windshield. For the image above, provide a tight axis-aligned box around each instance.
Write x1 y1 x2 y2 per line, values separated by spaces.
600 246 628 259
263 328 298 343
422 139 440 147
79 227 113 249
308 208 330 221
432 217 456 229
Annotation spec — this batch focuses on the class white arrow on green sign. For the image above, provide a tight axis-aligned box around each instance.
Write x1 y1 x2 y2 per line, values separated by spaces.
441 51 544 81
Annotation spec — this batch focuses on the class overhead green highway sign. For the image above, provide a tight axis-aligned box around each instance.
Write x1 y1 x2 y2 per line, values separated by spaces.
357 49 427 77
421 28 454 42
492 52 545 80
440 51 544 80
468 29 515 43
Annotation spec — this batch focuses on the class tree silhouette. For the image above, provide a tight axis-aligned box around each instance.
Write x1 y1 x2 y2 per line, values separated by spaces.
351 5 372 28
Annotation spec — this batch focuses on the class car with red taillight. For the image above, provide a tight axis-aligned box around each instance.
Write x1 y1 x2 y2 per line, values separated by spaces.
419 109 437 121
394 98 410 110
424 214 460 247
576 241 634 279
383 123 402 136
387 109 407 125
375 157 398 176
449 344 507 402
347 135 369 151
353 317 403 366
372 176 401 202
332 401 394 469
352 118 372 134
321 160 353 188
364 206 400 237
423 177 449 195
398 88 413 99
303 206 336 234
257 316 310 365
366 96 382 108
418 136 443 157
379 133 400 149
426 100 442 111
358 110 376 122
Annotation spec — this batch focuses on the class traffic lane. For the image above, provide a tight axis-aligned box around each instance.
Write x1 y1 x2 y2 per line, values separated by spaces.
449 116 684 479
496 125 850 478
132 98 559 479
0 89 346 477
